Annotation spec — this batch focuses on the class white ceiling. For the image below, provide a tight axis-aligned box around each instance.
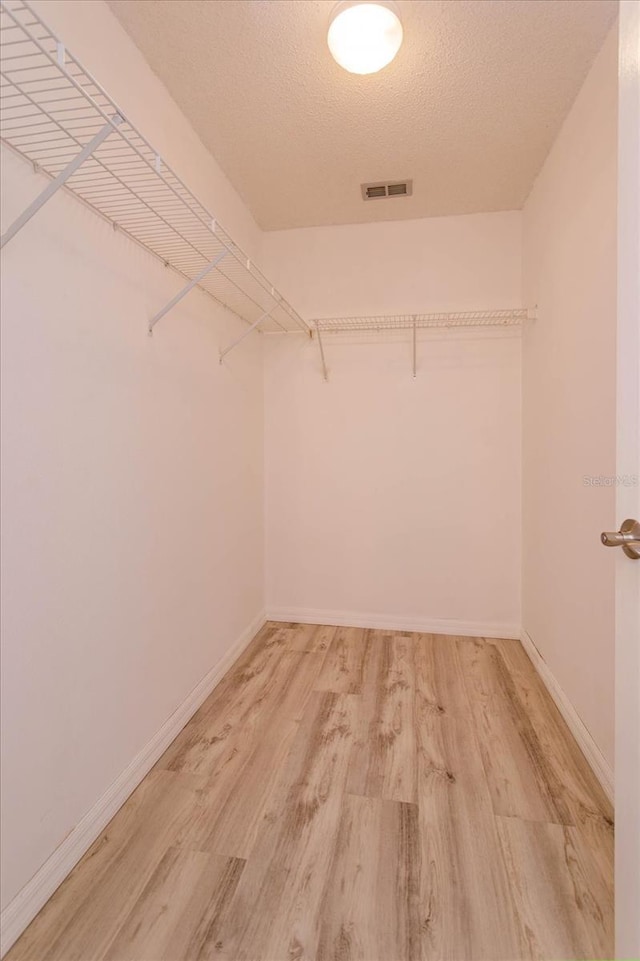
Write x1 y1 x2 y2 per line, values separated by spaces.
108 0 617 231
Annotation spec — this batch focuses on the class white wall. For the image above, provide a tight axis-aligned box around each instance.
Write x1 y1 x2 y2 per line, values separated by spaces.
262 214 522 635
0 0 265 931
522 28 618 769
261 213 522 318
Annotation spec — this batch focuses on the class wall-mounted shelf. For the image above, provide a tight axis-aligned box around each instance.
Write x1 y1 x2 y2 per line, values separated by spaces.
314 309 529 333
0 0 308 343
312 309 530 380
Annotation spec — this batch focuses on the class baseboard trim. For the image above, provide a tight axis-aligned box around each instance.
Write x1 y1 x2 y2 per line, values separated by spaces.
0 609 266 958
519 629 614 804
266 607 520 640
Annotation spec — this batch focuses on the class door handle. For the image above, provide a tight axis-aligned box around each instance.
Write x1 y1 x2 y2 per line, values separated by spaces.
601 518 640 559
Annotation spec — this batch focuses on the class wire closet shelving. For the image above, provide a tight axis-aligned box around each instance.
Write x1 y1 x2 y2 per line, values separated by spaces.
0 1 533 368
0 0 309 350
311 309 529 380
313 309 528 333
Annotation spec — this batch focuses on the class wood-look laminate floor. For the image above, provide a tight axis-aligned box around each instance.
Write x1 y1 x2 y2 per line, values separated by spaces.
7 624 614 961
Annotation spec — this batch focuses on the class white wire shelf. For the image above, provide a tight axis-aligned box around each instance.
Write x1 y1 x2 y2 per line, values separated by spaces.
0 0 308 337
313 309 529 333
311 309 530 381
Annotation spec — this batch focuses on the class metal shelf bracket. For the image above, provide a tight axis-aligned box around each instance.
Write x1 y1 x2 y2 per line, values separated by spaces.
0 115 122 250
219 303 278 364
315 321 328 382
148 249 228 334
412 315 417 378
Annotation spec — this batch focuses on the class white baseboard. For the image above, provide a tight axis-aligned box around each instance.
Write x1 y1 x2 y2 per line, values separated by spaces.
519 629 614 804
0 609 266 958
266 607 520 640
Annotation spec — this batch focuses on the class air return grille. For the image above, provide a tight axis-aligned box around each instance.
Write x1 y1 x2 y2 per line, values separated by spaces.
361 179 413 201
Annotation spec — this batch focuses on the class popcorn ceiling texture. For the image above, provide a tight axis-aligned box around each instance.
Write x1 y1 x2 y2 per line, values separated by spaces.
107 0 617 231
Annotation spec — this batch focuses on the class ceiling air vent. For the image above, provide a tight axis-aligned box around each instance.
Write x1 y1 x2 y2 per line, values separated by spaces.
361 179 413 201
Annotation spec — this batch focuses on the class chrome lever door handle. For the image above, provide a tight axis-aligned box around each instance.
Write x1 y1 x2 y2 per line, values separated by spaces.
601 519 640 559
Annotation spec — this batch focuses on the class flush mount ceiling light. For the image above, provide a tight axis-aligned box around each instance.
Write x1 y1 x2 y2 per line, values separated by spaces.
327 1 403 75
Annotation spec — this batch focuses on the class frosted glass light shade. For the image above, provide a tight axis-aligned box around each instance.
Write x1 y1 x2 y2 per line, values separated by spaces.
327 1 403 75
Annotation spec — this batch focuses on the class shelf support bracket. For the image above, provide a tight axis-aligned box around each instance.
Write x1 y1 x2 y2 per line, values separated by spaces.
148 249 228 333
315 322 328 381
219 304 278 363
412 315 417 379
0 117 121 250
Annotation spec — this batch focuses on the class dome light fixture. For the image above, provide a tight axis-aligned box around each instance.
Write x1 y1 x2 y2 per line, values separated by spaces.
327 1 403 76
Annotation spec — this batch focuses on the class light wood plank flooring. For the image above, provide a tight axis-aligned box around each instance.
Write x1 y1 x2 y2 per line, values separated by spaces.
7 623 614 961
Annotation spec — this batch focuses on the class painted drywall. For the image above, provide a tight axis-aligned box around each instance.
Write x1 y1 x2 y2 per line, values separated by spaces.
261 213 522 634
522 27 618 769
0 0 266 922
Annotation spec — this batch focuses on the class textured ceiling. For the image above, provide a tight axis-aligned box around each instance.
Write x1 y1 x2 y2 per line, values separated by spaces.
107 0 617 230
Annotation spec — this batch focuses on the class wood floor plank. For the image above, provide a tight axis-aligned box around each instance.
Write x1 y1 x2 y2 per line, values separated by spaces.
287 622 338 653
315 626 367 693
457 635 520 713
568 803 614 893
414 634 474 719
155 854 245 961
460 639 574 824
479 640 613 826
470 700 573 825
417 716 529 960
158 623 290 776
167 651 326 855
316 794 421 961
483 640 612 838
213 691 359 961
505 668 614 828
196 715 301 860
102 848 243 961
347 630 417 803
194 651 327 859
487 636 536 675
6 770 208 961
461 637 611 823
495 816 614 960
